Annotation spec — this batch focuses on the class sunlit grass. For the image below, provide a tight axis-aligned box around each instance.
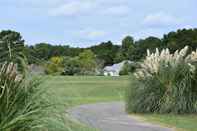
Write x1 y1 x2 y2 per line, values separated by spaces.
41 76 129 106
139 114 197 131
41 75 197 131
40 75 129 131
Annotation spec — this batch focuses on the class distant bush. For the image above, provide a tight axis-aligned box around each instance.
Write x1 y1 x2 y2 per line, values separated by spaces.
45 56 64 75
126 46 197 114
62 57 81 75
119 61 137 75
78 50 97 75
62 50 97 76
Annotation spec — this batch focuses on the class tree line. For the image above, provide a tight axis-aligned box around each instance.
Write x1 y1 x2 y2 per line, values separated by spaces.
0 28 197 74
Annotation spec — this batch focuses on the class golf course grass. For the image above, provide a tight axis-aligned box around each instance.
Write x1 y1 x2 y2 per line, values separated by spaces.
41 75 197 131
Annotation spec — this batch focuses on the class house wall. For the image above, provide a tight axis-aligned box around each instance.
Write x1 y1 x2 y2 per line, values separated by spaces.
104 71 119 76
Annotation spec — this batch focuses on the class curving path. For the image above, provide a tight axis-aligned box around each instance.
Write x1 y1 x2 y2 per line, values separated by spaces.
69 102 173 131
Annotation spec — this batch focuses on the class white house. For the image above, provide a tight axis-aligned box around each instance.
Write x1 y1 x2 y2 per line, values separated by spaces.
103 60 132 76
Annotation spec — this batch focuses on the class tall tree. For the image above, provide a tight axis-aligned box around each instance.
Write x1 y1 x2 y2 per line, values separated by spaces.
133 36 162 60
0 30 25 63
121 36 134 59
0 30 27 73
90 41 120 66
163 28 197 52
78 49 96 74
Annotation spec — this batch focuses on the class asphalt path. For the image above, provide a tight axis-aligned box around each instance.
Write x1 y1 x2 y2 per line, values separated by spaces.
69 102 173 131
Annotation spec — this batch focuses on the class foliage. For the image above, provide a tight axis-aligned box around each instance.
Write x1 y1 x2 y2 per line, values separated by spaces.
119 61 137 75
132 36 163 60
90 41 120 66
62 50 97 75
0 30 27 73
3 28 197 68
126 46 197 114
63 57 81 75
26 43 83 64
78 50 96 75
0 63 43 131
0 34 70 131
121 36 135 59
114 51 125 63
45 56 64 75
163 28 197 52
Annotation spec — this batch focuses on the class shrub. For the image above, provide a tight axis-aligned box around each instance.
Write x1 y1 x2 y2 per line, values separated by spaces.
78 50 97 75
126 46 197 114
119 61 137 75
45 56 64 75
0 62 76 131
62 50 97 76
62 57 81 75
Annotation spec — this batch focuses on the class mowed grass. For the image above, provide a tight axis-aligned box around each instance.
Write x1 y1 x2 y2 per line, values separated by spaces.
141 114 197 131
40 75 129 131
42 76 129 106
40 75 197 131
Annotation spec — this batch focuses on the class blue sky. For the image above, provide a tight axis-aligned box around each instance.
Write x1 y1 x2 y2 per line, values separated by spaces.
0 0 197 47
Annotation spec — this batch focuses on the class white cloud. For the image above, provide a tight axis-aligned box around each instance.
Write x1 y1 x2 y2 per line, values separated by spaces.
143 12 181 27
49 0 129 16
49 1 94 16
181 25 193 29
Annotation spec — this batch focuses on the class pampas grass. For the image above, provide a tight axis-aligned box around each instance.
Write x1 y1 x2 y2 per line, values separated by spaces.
126 46 197 114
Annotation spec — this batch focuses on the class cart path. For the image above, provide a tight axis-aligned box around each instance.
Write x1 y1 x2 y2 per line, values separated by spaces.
69 102 173 131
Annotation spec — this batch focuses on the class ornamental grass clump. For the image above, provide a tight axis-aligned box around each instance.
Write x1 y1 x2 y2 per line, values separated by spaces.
0 62 46 131
0 62 72 131
126 46 197 114
0 61 68 130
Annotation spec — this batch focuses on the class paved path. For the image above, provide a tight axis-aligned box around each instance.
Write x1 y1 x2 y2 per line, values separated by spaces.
69 102 173 131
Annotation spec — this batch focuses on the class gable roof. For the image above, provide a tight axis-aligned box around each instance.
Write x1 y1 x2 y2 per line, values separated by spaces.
104 60 133 72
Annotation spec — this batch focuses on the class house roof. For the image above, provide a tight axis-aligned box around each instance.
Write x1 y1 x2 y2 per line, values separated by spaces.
104 60 133 72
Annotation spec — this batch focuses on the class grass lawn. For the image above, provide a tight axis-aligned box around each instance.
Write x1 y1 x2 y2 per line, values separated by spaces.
40 75 129 131
40 75 197 131
42 76 129 106
140 114 197 131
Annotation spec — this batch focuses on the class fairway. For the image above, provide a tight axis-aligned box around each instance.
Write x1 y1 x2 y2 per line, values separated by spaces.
41 76 130 106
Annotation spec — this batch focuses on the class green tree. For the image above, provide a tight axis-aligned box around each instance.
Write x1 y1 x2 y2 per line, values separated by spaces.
27 43 83 64
119 61 137 75
0 30 26 73
78 50 96 74
122 36 134 59
163 28 197 52
90 41 120 66
114 51 125 63
45 56 64 74
133 36 162 60
63 57 81 75
0 30 25 62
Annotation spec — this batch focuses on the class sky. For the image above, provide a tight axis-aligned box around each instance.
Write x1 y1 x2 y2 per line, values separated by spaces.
0 0 197 47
